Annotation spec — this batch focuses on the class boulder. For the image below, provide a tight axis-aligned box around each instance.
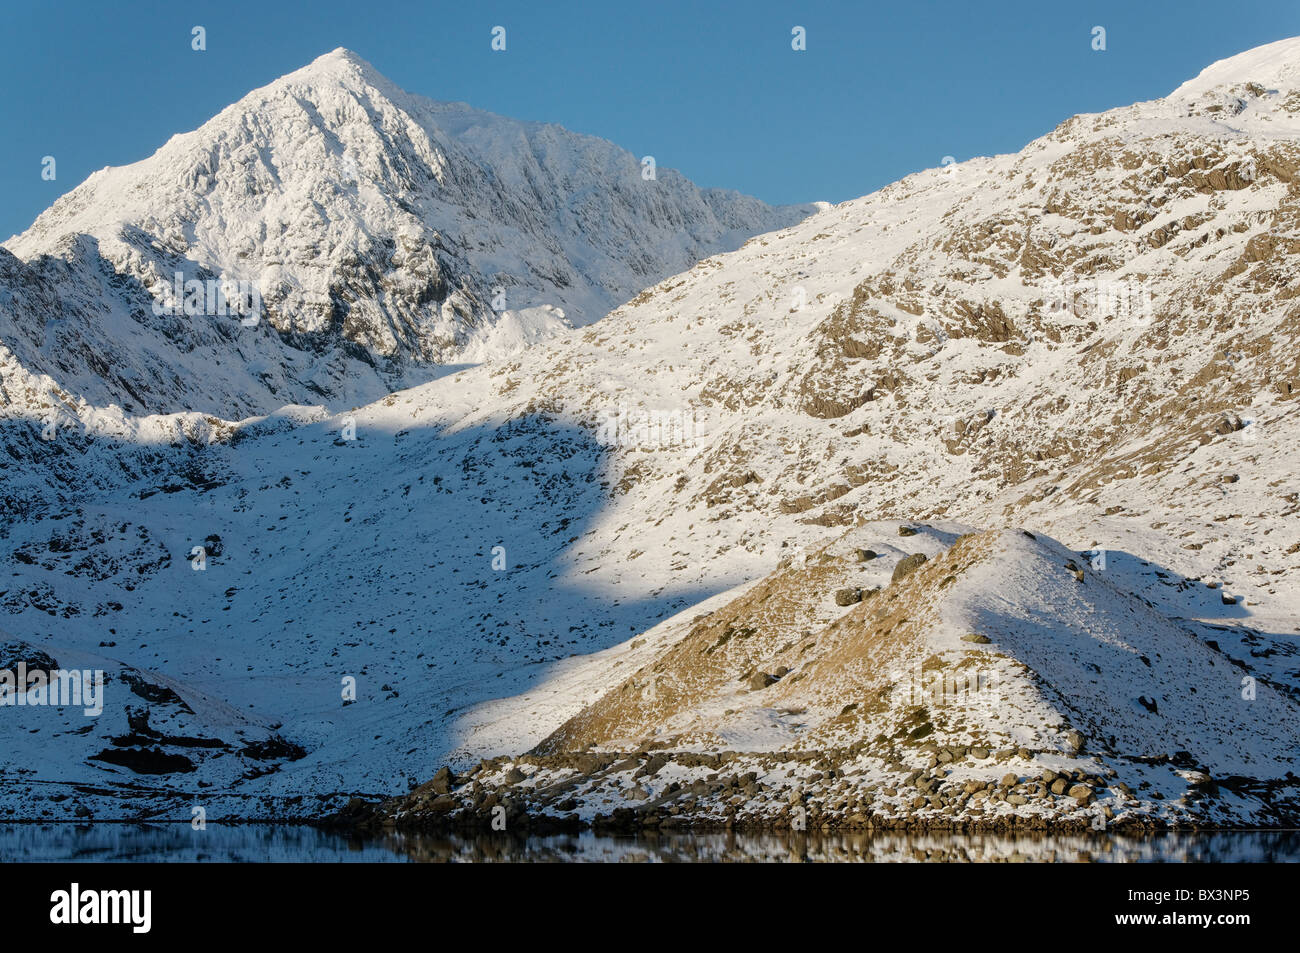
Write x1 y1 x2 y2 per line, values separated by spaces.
429 765 456 795
834 587 863 606
892 553 928 582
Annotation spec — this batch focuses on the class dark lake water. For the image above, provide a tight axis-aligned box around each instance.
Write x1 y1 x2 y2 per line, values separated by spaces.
2 824 1299 862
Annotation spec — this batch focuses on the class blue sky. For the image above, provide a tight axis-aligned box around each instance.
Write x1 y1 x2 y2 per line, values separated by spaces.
2 0 1297 237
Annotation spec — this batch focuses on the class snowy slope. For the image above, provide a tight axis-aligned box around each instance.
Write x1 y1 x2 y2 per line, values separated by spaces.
1171 36 1300 98
2 40 1299 826
0 49 813 418
383 525 1300 830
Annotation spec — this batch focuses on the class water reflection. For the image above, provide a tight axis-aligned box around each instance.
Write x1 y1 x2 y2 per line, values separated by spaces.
1 824 1297 862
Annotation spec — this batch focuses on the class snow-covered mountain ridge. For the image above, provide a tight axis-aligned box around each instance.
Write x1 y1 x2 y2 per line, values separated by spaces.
0 48 813 417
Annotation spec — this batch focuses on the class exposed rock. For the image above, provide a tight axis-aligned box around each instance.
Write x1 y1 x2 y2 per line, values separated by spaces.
891 553 928 582
429 766 456 795
833 587 863 606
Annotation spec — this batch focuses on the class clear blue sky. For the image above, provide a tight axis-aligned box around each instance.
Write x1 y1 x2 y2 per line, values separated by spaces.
2 0 1298 238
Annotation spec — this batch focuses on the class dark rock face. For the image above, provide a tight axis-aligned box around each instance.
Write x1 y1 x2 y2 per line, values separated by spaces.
0 640 58 674
89 747 197 775
239 737 309 762
121 671 194 712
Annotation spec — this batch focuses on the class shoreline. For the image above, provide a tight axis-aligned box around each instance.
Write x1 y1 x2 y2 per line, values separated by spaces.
330 745 1300 836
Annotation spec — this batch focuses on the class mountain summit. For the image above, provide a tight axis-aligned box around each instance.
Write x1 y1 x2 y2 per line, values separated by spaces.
0 49 813 417
1171 35 1300 98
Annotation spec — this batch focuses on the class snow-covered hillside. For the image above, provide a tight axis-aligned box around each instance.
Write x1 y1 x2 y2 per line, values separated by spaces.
2 40 1298 828
0 48 812 418
375 524 1300 831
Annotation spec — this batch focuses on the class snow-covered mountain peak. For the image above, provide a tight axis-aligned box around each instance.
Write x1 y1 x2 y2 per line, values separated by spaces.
0 50 813 417
256 46 429 123
1170 35 1300 98
295 46 385 80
